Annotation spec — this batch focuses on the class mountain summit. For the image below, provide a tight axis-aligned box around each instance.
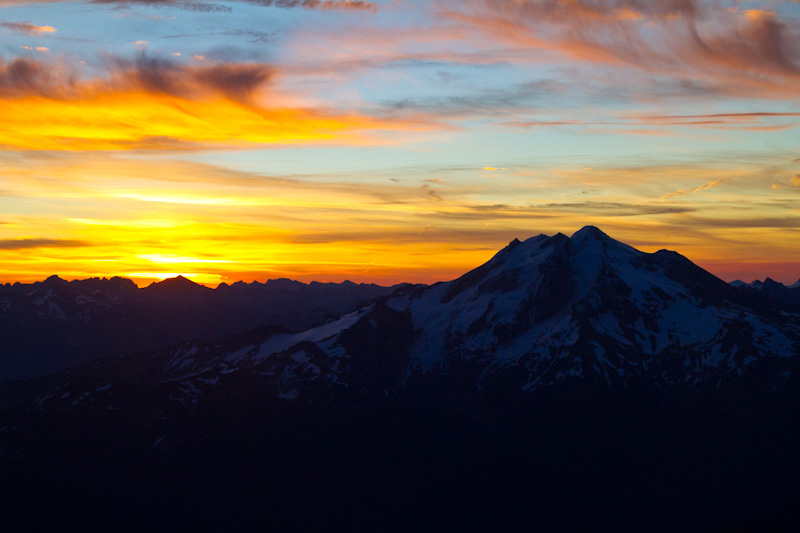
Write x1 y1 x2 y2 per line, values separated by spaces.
375 225 795 398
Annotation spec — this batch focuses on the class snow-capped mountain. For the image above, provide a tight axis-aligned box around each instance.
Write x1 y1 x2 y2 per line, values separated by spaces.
15 226 799 414
391 226 799 397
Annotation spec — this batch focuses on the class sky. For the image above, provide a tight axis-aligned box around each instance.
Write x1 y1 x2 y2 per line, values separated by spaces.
0 0 798 287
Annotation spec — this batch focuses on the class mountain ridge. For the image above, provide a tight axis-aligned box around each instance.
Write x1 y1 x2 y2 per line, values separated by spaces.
7 226 797 404
0 275 401 381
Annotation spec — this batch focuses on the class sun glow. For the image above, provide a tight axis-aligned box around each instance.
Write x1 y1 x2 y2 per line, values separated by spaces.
1 150 799 287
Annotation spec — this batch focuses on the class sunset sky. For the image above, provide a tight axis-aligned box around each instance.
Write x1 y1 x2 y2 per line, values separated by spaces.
0 0 798 287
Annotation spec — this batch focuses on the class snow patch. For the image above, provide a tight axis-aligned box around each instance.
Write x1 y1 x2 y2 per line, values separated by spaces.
256 308 369 361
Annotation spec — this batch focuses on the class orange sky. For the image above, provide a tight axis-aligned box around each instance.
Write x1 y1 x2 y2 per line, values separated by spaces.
0 0 798 286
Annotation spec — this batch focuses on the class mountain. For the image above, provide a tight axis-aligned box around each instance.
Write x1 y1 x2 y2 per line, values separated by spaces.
0 275 399 381
2 226 800 531
729 277 800 305
32 226 793 409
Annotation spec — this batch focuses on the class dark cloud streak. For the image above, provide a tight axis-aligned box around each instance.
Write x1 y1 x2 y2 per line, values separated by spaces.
0 58 75 98
0 239 89 250
0 54 275 103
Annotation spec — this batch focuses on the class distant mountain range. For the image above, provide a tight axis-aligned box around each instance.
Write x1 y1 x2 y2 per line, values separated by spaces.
2 226 799 531
730 277 800 304
0 274 399 380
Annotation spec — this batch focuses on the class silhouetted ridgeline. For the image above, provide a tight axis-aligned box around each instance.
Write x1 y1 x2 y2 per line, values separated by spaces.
0 275 400 381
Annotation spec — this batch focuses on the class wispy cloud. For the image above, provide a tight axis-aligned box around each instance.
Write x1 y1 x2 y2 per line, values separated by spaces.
447 0 800 98
0 21 56 35
502 112 800 132
662 177 733 198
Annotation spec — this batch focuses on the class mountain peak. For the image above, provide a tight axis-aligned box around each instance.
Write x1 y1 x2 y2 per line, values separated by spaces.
145 275 209 294
570 225 609 242
155 275 196 286
41 274 66 286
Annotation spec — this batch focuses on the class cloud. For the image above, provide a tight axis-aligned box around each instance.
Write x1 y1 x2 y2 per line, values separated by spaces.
630 112 800 123
538 202 695 216
165 30 277 43
383 79 567 119
0 0 376 11
0 238 88 250
662 177 733 198
422 184 443 201
247 0 376 10
502 111 800 132
0 54 443 150
0 57 74 98
98 0 234 12
668 216 800 229
425 201 695 222
0 21 56 35
106 54 274 103
791 174 800 186
449 0 800 98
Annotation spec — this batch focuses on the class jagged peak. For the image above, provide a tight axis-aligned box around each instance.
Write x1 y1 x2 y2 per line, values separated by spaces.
41 274 66 285
570 225 609 242
145 275 207 291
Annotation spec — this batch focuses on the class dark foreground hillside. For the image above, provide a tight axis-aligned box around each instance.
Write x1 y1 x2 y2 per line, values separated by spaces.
3 383 800 532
